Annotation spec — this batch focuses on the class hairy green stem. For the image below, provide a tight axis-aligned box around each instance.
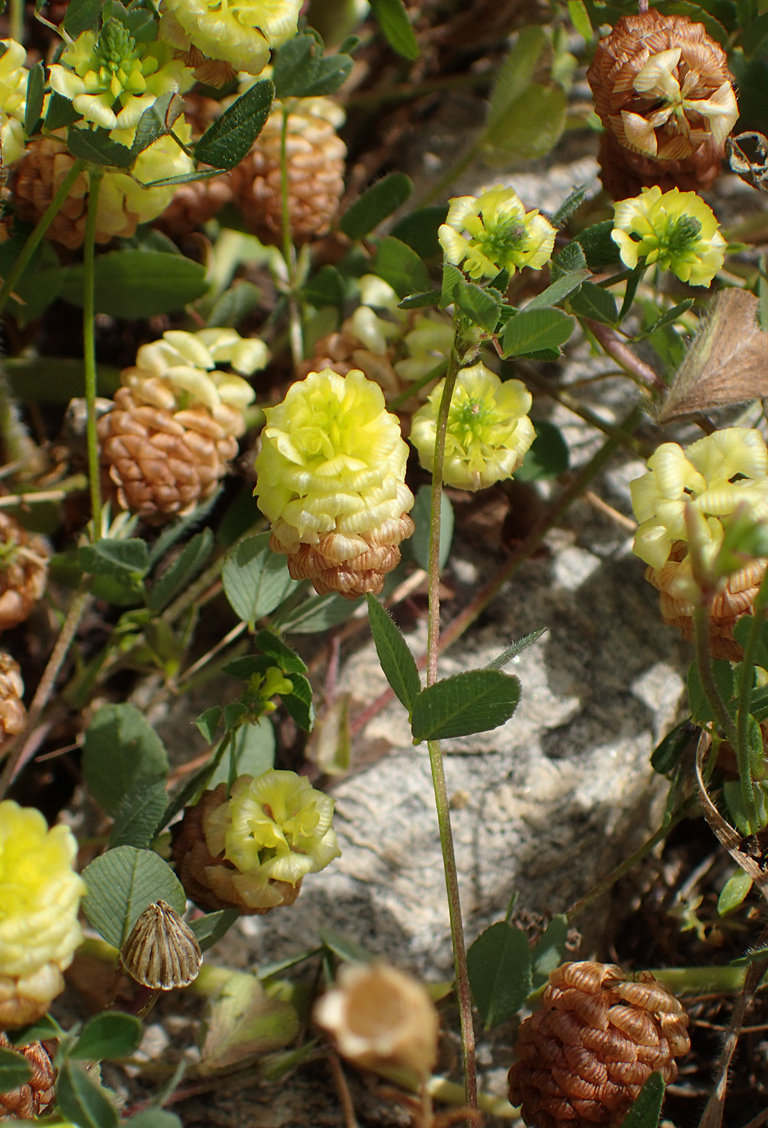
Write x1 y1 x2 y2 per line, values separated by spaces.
425 330 476 1114
692 602 741 748
279 106 303 367
0 159 87 317
0 586 90 798
735 569 768 831
83 166 103 535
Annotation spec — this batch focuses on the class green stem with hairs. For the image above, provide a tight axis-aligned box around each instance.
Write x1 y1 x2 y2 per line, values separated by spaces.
0 159 87 317
425 326 477 1114
735 567 768 832
279 105 303 367
692 602 740 746
83 165 103 536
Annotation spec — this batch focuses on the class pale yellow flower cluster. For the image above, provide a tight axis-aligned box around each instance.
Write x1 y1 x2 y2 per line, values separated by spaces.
202 770 341 910
631 427 768 600
0 800 86 1026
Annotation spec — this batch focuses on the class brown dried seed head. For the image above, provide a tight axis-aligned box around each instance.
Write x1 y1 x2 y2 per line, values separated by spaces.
0 513 49 632
0 1033 56 1118
508 961 690 1128
647 541 766 661
235 97 346 246
120 901 202 990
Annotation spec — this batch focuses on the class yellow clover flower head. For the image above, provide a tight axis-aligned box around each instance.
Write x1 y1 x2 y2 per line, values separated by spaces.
202 770 341 910
0 40 28 166
630 427 768 600
254 367 415 598
120 326 264 436
159 0 302 76
438 185 556 282
0 800 86 1027
48 23 193 146
410 362 535 491
612 186 726 287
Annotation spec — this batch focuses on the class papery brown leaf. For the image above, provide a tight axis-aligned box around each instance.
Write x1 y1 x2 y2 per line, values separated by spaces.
199 971 299 1075
657 290 768 423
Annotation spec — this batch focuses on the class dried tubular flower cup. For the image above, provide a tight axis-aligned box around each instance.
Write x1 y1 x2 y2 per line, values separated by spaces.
508 961 690 1128
587 9 737 196
120 901 202 990
0 513 49 632
0 1033 56 1119
0 652 26 739
314 962 439 1081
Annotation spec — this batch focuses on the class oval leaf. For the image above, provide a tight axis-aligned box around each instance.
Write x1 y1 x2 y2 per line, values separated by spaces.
502 307 574 357
373 235 431 298
0 1047 33 1090
621 1073 665 1128
83 703 169 817
366 593 421 712
59 251 207 317
71 1012 143 1061
340 173 413 240
369 0 419 59
222 533 296 622
410 669 520 742
408 485 453 572
467 922 532 1029
195 80 274 169
57 1060 119 1128
82 845 186 948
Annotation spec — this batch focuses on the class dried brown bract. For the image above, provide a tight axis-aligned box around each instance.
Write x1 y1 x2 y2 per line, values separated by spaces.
0 652 26 740
508 961 690 1128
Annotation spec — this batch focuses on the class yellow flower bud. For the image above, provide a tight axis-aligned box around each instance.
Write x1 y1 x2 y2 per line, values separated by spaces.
314 962 439 1082
254 367 415 598
0 800 86 1027
410 362 535 491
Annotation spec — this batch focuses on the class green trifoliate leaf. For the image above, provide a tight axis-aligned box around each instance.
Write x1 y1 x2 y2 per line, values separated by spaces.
369 0 419 59
222 533 297 623
372 235 430 298
83 703 168 816
501 307 574 357
82 845 185 948
467 921 532 1028
70 1012 143 1061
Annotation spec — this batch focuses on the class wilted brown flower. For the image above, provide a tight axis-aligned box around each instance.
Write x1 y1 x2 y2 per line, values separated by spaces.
587 9 737 196
0 1033 56 1119
0 513 48 632
314 962 439 1081
508 961 690 1128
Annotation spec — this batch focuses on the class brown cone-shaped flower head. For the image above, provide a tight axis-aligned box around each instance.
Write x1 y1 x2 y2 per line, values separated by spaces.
314 962 439 1082
98 328 265 523
235 95 346 246
587 9 737 195
0 513 49 632
0 1033 56 1118
508 961 690 1128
